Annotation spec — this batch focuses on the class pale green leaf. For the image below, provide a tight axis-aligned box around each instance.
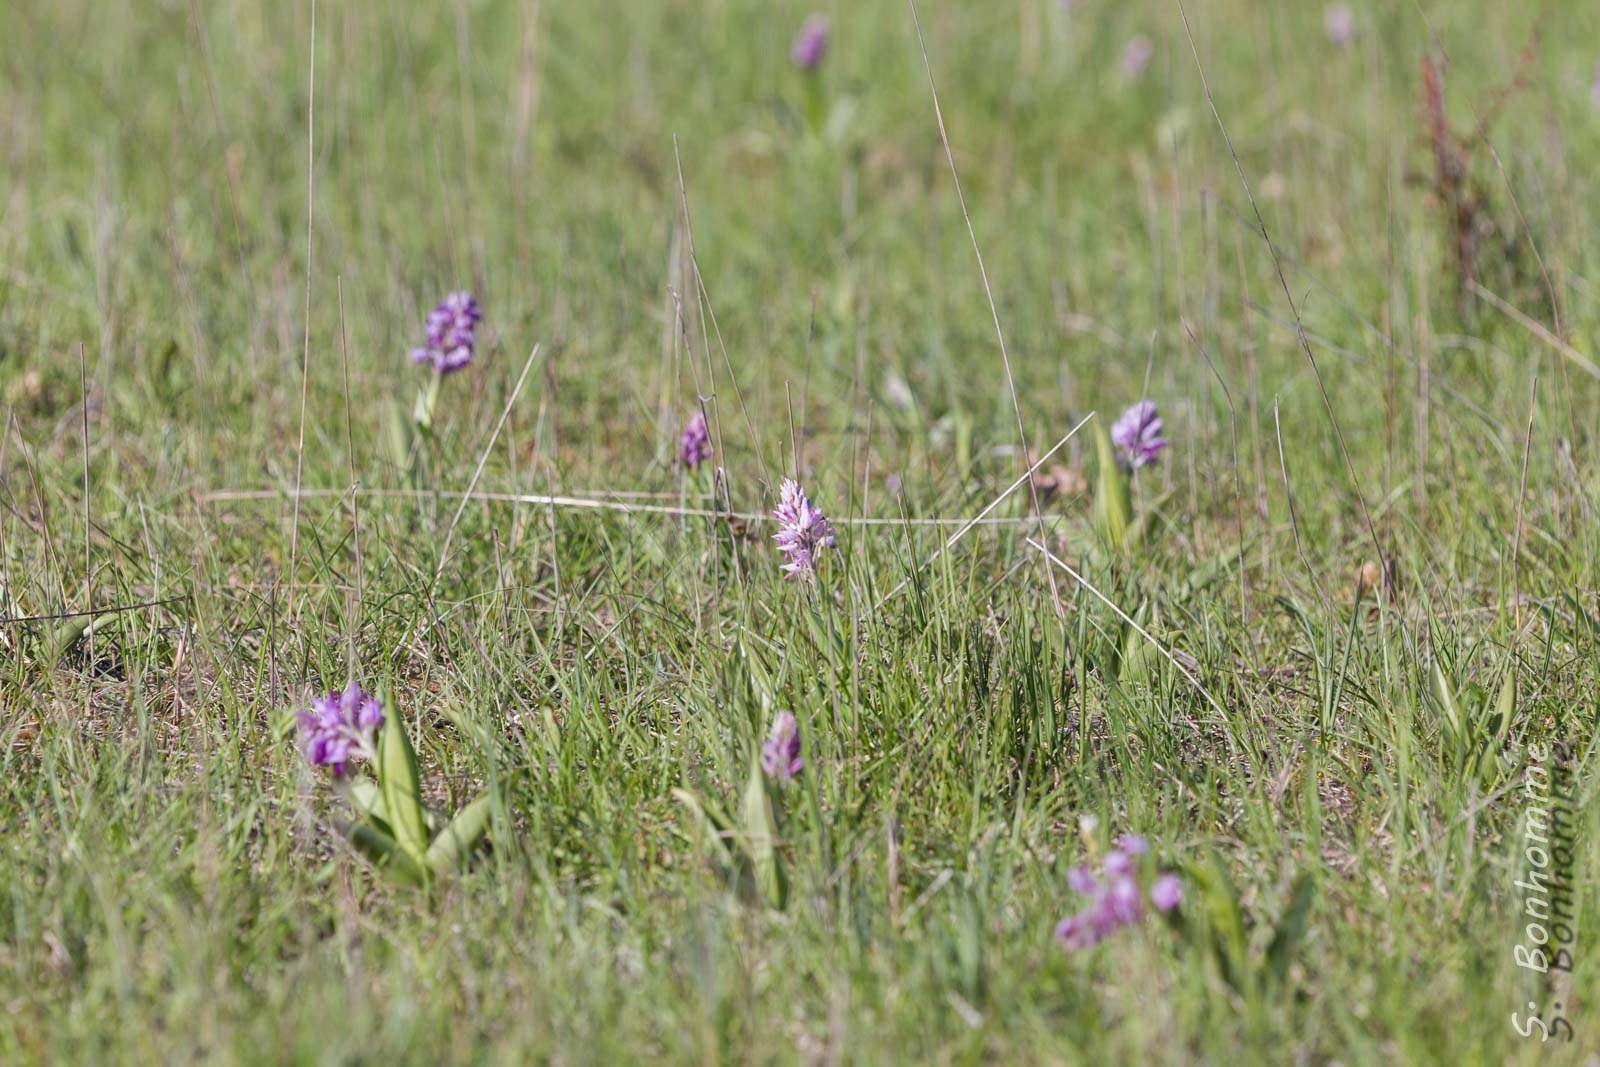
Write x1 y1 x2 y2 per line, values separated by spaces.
342 821 425 887
425 794 492 875
339 777 391 835
377 691 430 866
1092 420 1131 551
740 757 786 909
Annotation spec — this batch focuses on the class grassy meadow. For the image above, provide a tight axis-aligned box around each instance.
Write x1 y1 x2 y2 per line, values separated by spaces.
3 0 1600 1062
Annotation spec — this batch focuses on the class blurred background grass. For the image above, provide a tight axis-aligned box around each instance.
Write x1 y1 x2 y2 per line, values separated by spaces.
3 0 1594 502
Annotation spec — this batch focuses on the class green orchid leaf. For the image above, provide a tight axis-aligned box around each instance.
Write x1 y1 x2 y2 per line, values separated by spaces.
339 777 392 836
1115 600 1153 685
340 778 437 836
377 691 430 865
740 756 787 910
48 613 109 663
385 402 414 473
411 372 442 432
341 820 425 887
425 794 492 876
1092 420 1131 551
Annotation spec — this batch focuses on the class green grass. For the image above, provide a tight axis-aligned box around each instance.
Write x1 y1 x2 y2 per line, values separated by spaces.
3 0 1599 1062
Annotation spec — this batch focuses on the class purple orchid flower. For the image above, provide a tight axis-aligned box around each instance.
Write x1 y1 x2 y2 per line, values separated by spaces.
791 15 829 71
411 291 480 374
296 682 384 776
1110 399 1168 469
761 711 804 780
773 478 835 581
1055 834 1182 951
679 411 712 468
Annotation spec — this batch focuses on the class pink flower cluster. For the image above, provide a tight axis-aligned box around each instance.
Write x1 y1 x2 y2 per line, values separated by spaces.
791 15 828 71
773 478 835 581
411 291 480 374
297 682 384 776
1055 834 1181 950
1110 399 1168 470
679 411 712 468
761 711 803 781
